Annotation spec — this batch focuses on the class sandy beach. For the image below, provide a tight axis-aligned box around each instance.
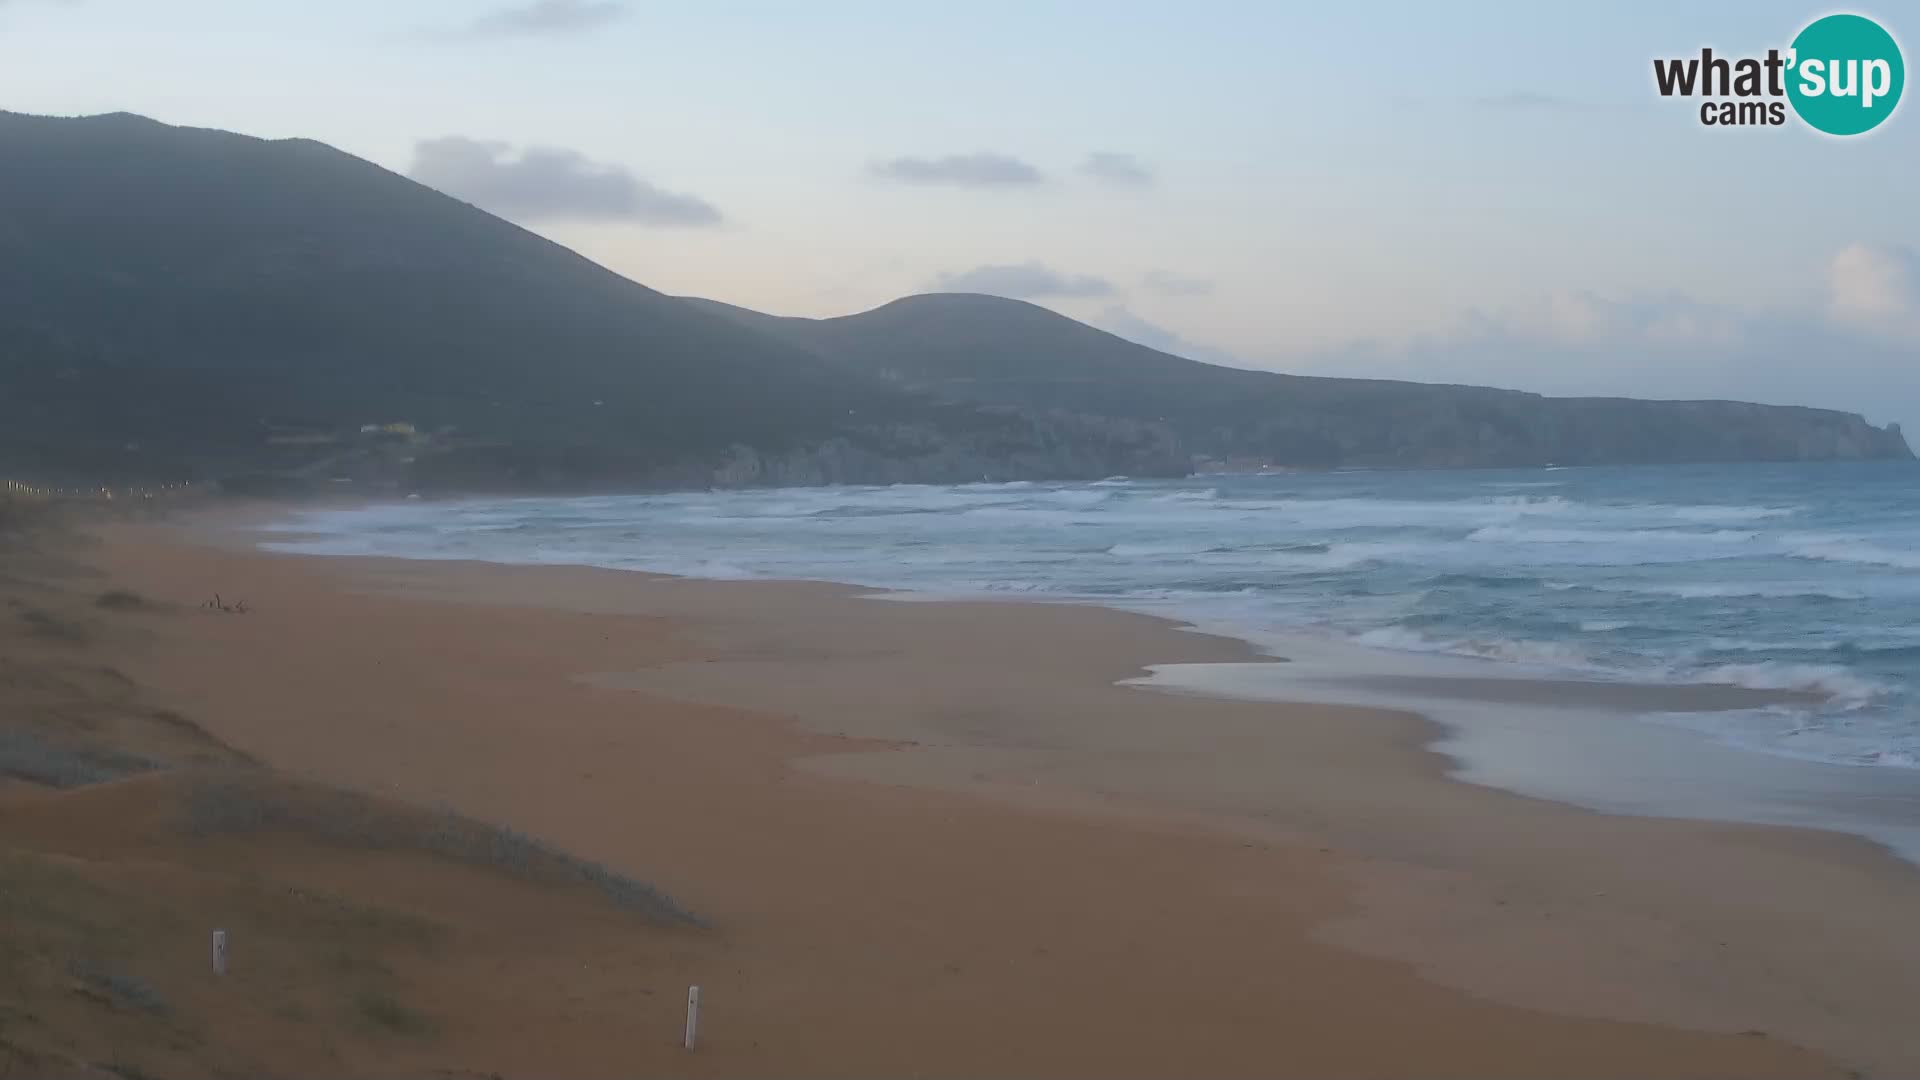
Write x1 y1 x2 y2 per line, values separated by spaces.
6 507 1918 1077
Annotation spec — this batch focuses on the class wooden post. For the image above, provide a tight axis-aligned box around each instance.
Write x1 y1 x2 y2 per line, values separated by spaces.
684 985 700 1050
211 929 228 975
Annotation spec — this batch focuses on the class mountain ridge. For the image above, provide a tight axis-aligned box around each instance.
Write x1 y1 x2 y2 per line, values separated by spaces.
682 292 1912 469
0 110 1908 494
0 110 1183 489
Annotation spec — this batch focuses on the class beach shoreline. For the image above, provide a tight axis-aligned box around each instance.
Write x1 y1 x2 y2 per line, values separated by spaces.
247 494 1920 867
34 505 1920 1075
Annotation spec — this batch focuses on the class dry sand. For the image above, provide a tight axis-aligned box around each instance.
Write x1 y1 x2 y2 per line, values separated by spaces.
8 509 1918 1077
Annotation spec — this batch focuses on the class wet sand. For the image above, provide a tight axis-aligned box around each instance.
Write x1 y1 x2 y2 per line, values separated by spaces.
1135 640 1920 862
58 513 1920 1076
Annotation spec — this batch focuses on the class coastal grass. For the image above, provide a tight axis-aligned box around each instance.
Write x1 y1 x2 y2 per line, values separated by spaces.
95 588 157 612
0 729 161 788
0 834 458 1077
183 775 702 927
17 605 89 644
352 989 437 1037
67 958 170 1015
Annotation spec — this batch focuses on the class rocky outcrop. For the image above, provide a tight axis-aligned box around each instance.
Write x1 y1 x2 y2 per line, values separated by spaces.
1537 399 1911 465
1224 391 1913 469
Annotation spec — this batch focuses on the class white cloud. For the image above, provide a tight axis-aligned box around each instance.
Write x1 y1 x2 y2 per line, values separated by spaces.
453 1 626 38
930 261 1113 298
407 137 721 225
1279 245 1920 431
871 153 1043 187
1827 243 1920 339
1079 151 1153 187
1475 290 1746 349
1141 270 1215 297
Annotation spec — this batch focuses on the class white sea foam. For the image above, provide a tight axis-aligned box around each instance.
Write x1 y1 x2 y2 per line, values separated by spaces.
1106 540 1219 557
1468 526 1758 545
1486 494 1577 511
1352 626 1598 670
1619 582 1868 600
1348 627 1894 709
1351 626 1442 653
1692 662 1889 707
1788 538 1920 570
1703 638 1843 653
1664 504 1800 523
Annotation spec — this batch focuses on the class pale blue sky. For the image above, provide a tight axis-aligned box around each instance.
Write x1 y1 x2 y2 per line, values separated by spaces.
3 1 1916 427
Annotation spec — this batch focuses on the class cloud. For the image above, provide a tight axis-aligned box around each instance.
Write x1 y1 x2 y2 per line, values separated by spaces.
1079 151 1153 186
451 0 626 37
1142 270 1215 297
1283 252 1920 431
871 152 1043 187
407 137 721 225
1095 306 1239 365
1466 290 1745 349
1827 243 1920 339
931 261 1114 299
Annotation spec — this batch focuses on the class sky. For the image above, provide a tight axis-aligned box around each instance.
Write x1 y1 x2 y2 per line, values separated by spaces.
3 0 1916 429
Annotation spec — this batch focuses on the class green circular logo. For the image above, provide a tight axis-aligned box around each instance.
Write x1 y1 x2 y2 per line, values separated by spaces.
1787 13 1904 135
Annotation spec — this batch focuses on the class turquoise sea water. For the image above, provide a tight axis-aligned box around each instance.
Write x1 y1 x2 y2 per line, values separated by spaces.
267 461 1920 771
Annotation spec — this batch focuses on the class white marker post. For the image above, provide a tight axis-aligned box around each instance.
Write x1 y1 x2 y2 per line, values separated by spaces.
210 930 228 975
684 985 700 1050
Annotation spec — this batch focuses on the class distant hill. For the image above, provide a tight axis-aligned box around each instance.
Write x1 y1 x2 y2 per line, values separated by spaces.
0 111 1907 494
684 294 1914 469
0 111 1179 489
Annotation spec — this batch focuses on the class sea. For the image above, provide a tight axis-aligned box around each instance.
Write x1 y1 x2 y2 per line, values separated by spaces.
264 460 1920 851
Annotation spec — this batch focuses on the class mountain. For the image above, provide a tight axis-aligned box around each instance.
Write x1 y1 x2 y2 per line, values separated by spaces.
684 294 1914 469
0 111 1907 495
0 111 1180 490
